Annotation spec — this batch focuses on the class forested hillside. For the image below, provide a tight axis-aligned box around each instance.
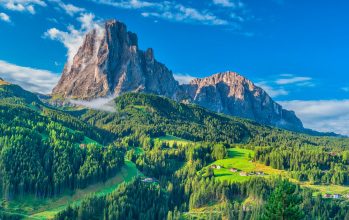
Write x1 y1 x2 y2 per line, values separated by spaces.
1 84 349 219
0 83 124 199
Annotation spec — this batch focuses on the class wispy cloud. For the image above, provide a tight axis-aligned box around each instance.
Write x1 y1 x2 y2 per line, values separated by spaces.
91 0 247 26
44 13 102 68
141 3 228 25
256 74 314 98
0 0 47 14
213 0 244 8
280 100 349 136
51 0 85 16
342 87 349 92
173 73 196 85
0 12 10 22
69 95 117 112
256 81 289 97
90 0 157 9
0 59 59 94
276 76 313 85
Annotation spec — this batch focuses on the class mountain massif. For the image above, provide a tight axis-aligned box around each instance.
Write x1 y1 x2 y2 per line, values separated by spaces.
52 19 303 132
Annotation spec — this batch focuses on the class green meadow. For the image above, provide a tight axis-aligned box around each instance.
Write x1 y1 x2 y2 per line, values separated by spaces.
156 135 193 146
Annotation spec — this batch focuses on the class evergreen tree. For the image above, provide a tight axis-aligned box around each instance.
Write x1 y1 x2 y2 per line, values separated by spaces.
262 179 304 220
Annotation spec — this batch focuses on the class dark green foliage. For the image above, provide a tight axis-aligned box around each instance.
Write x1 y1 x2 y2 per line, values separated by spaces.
255 146 349 185
79 93 250 144
262 179 304 220
2 85 349 219
54 178 169 220
0 83 40 105
0 103 124 198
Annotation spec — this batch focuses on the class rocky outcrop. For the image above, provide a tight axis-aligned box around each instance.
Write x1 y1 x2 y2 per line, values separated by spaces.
52 19 304 132
177 71 304 131
52 20 178 99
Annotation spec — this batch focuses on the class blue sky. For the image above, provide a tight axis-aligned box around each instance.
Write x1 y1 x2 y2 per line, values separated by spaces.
0 0 348 135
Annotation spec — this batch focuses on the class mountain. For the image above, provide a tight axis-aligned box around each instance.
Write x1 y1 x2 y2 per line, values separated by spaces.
177 71 304 131
52 19 303 131
52 20 178 99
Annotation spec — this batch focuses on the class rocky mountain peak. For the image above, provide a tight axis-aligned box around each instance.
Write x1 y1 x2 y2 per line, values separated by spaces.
178 71 304 131
52 19 178 99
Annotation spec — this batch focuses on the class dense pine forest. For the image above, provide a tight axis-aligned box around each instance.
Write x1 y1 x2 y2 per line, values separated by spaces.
1 83 349 219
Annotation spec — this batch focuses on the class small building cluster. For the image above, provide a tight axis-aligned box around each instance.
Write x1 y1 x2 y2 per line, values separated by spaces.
239 171 265 176
211 164 222 169
141 177 157 183
323 193 342 199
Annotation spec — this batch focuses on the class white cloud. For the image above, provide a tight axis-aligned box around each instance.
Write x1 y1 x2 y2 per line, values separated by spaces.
91 0 157 9
256 81 289 97
44 13 102 69
56 1 84 16
0 60 60 94
255 74 314 98
230 13 244 22
173 73 196 85
276 76 313 85
141 4 228 25
0 0 47 14
69 95 117 112
213 0 244 8
0 12 10 22
93 0 229 26
280 100 349 136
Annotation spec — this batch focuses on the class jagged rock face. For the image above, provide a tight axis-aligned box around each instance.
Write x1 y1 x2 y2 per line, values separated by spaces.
53 20 304 132
52 20 178 99
177 72 304 131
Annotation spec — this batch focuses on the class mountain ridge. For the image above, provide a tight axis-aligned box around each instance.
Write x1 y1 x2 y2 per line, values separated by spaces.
52 19 304 132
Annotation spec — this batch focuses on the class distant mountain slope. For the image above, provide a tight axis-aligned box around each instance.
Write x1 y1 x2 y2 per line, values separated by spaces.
0 77 41 104
52 19 304 132
76 93 347 148
177 71 303 131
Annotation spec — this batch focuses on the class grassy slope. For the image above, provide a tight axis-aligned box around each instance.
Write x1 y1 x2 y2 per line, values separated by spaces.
205 148 284 182
156 135 193 146
1 161 139 220
201 147 349 195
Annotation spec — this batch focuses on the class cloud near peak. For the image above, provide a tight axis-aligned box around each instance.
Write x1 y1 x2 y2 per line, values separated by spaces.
173 73 196 85
280 99 349 136
44 13 102 68
0 60 60 94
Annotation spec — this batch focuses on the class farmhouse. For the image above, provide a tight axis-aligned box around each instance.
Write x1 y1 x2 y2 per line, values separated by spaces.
142 178 156 183
230 168 238 172
333 194 341 199
324 194 331 198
